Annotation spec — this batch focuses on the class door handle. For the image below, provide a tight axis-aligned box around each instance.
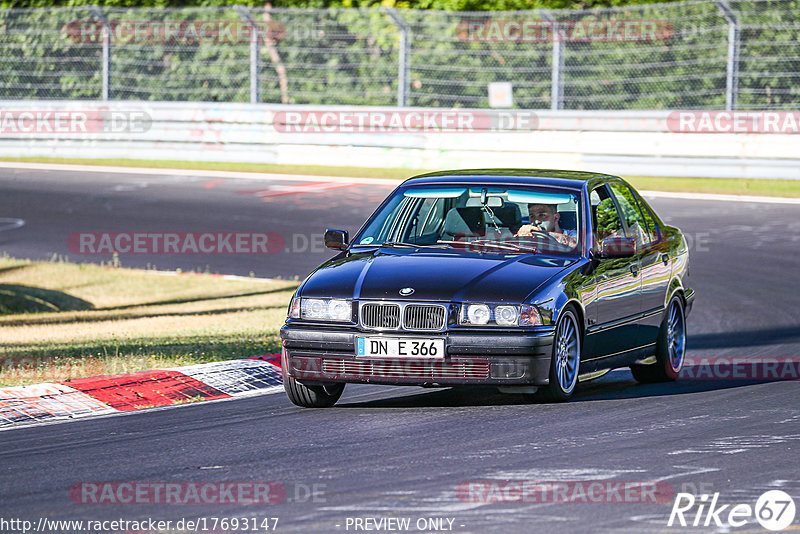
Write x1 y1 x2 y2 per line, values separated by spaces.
630 264 639 276
660 253 669 265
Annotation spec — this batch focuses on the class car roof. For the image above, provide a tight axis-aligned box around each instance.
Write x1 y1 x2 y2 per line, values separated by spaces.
402 169 617 189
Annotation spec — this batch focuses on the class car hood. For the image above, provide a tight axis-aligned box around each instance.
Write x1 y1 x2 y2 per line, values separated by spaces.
299 248 576 303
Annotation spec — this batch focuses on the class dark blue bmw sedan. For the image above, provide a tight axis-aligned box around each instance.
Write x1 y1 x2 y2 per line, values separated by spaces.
280 169 695 406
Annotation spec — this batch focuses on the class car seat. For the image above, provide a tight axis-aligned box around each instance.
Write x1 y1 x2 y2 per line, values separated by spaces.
487 204 522 234
557 210 577 233
442 207 486 240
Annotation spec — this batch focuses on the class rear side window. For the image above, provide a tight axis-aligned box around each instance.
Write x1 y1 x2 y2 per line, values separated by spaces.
608 182 656 248
628 187 661 242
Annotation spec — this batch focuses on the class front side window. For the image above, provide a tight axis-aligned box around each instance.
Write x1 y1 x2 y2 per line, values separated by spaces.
354 184 581 255
591 186 625 247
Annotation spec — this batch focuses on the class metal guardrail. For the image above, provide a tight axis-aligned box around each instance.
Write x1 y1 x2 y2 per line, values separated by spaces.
0 101 798 179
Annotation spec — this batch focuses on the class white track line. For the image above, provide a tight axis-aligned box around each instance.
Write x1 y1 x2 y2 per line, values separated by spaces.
1 161 799 205
0 217 25 232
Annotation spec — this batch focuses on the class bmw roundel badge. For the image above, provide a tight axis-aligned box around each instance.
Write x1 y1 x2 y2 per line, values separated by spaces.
399 287 415 296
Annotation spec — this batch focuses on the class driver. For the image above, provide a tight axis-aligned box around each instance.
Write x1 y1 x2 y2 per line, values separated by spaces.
516 203 578 247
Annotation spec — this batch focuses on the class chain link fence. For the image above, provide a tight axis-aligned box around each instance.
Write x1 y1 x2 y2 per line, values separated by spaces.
0 0 797 110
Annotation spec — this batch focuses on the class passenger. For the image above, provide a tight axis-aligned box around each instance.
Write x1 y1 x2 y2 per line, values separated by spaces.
516 203 577 247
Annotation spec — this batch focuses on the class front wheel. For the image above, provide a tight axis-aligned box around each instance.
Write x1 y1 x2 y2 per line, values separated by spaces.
539 308 582 402
284 376 345 408
631 295 686 383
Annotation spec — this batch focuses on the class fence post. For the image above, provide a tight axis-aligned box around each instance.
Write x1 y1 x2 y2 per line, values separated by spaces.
88 5 111 101
382 7 411 107
536 9 564 111
714 0 740 110
234 5 261 104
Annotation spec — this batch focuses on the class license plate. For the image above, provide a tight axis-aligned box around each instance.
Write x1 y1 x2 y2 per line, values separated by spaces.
356 337 444 358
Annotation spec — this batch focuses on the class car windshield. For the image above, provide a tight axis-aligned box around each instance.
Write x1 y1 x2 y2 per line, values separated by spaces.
353 184 581 255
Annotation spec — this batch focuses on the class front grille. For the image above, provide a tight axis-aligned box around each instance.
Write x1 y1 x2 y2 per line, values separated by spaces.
361 303 401 329
404 304 446 330
321 358 490 379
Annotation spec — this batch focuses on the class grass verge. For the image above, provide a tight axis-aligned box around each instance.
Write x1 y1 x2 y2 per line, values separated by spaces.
0 256 297 387
623 175 800 198
2 157 799 198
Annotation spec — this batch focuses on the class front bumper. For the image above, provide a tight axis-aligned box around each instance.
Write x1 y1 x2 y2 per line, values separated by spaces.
280 326 555 387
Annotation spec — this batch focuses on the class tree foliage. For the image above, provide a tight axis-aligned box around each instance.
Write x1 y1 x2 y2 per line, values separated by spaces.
0 0 797 109
1 0 686 10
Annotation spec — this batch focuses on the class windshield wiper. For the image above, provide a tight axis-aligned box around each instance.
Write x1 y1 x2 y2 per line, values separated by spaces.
437 240 539 253
474 240 540 253
380 241 417 247
379 241 453 249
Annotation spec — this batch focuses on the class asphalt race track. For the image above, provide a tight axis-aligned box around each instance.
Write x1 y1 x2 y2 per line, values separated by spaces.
0 166 394 278
1 166 799 533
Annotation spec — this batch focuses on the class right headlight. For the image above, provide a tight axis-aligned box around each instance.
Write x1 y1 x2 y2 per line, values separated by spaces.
289 297 353 322
459 304 541 326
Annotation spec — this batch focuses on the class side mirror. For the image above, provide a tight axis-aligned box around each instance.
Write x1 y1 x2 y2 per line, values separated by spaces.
600 237 637 258
324 229 349 251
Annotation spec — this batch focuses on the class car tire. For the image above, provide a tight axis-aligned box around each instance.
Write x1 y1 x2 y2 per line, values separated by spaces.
284 376 345 408
539 307 582 402
630 294 686 383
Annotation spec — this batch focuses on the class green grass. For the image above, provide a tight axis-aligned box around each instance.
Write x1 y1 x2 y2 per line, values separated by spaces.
0 256 297 386
3 156 799 197
623 176 800 198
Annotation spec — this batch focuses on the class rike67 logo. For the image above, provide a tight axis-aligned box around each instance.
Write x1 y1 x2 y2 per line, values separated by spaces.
668 490 796 531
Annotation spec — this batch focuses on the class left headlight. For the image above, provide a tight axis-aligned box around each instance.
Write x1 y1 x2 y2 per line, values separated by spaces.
459 304 541 326
290 297 352 322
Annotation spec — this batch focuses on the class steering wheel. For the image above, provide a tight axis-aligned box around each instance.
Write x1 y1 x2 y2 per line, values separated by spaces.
515 226 564 246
